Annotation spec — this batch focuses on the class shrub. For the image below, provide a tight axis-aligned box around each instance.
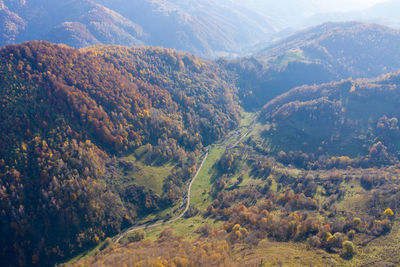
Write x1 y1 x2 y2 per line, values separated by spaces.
347 230 355 240
127 230 146 243
196 225 212 237
352 217 362 231
99 238 113 251
360 176 373 190
309 236 322 248
384 208 394 217
342 241 356 258
370 219 391 236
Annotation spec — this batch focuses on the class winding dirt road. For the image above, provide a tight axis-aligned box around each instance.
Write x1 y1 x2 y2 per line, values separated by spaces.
114 151 209 243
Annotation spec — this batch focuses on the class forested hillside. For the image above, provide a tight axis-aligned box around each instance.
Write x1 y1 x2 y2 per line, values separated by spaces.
0 41 240 266
0 0 146 47
259 72 400 160
224 22 400 110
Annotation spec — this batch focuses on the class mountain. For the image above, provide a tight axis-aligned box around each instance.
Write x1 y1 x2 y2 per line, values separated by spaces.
3 18 400 267
234 0 321 30
95 0 276 57
0 41 240 266
0 0 278 57
0 0 25 43
0 0 145 48
224 22 400 110
4 0 391 58
259 22 400 78
260 72 400 159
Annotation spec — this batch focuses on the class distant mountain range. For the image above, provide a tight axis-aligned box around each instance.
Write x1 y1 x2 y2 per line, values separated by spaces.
0 0 276 57
2 0 398 57
259 22 400 78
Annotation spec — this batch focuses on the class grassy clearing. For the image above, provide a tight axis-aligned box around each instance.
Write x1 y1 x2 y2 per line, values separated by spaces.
62 239 110 265
265 49 306 68
240 111 256 127
191 146 225 211
353 218 400 266
142 216 224 242
121 154 175 196
226 167 253 189
124 146 228 242
336 178 371 215
129 160 174 196
234 239 346 266
247 122 272 148
125 113 261 243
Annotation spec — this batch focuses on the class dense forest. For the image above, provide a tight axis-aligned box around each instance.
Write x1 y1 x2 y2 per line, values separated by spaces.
0 41 240 266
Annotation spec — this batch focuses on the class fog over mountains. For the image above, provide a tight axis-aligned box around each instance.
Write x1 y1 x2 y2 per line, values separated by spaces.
305 0 400 29
0 0 397 57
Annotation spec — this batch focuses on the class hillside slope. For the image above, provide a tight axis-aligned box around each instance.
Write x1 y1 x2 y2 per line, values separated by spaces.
260 72 400 159
0 41 240 266
259 22 400 78
226 22 400 110
0 0 145 47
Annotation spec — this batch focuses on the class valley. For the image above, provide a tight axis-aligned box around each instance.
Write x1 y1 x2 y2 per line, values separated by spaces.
64 111 257 265
2 7 400 265
67 109 400 266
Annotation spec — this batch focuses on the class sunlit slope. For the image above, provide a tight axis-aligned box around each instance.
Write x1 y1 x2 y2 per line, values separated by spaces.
259 72 400 157
225 22 400 110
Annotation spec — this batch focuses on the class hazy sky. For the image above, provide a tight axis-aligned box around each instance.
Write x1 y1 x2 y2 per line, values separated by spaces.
321 0 389 11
